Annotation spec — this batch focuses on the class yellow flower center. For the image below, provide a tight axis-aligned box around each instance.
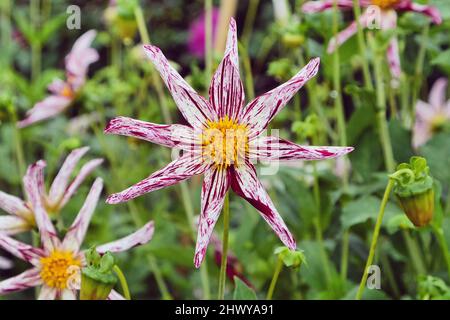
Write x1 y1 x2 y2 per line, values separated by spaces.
60 85 74 98
431 114 447 132
40 251 81 289
201 116 249 169
371 0 400 9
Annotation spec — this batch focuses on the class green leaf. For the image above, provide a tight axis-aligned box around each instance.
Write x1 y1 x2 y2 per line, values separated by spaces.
39 14 67 44
233 277 257 300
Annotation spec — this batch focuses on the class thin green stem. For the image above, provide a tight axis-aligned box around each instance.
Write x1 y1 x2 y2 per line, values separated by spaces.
241 0 260 47
218 192 230 300
205 0 213 85
30 0 41 82
380 248 400 298
340 229 349 281
113 265 131 300
9 106 26 177
356 178 394 300
352 0 372 89
368 33 395 172
432 226 450 281
402 229 426 276
239 43 255 100
266 256 283 300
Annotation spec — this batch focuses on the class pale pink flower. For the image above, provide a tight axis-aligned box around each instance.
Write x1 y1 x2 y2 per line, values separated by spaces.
104 18 353 268
188 7 220 58
0 162 154 300
18 30 99 128
0 147 102 235
301 0 442 79
413 78 450 149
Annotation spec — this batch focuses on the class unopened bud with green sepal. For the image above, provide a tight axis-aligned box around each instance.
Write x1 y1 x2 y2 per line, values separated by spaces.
274 247 306 269
80 248 118 300
390 156 434 227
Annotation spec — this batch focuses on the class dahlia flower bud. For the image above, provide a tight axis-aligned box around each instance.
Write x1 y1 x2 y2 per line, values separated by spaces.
274 246 306 269
80 248 117 300
391 157 434 227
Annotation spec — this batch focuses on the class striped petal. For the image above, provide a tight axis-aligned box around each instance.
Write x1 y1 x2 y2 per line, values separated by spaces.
327 10 371 53
395 0 442 24
194 168 230 268
301 0 359 13
0 233 44 266
0 190 30 217
0 268 42 295
106 153 209 204
24 161 59 252
429 78 448 110
38 285 58 300
108 289 126 300
209 18 244 120
143 45 216 128
0 215 30 235
241 58 320 137
96 221 155 254
230 162 296 250
58 158 104 209
105 116 199 152
17 95 72 128
62 178 103 252
48 146 89 205
251 136 354 161
65 30 99 83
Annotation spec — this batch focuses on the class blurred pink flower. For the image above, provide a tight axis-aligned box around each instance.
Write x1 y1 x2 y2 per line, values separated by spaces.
0 256 13 270
188 8 220 58
301 0 442 79
0 162 154 300
413 78 450 149
105 18 353 268
18 30 99 128
0 147 102 235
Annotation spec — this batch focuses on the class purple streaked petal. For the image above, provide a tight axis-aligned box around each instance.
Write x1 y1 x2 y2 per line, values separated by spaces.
59 158 104 209
0 268 42 295
48 146 90 205
395 0 442 24
106 153 209 204
194 168 230 268
65 30 99 81
105 116 199 152
62 178 103 253
17 95 72 128
251 136 354 161
301 0 359 13
0 215 30 235
0 190 30 217
327 10 371 53
24 161 59 252
429 78 448 110
143 44 217 127
108 289 126 300
230 162 296 250
38 285 58 300
241 58 320 137
96 221 155 254
209 18 244 120
0 233 44 266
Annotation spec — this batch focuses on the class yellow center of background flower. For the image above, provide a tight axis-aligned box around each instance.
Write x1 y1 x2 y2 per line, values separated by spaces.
431 114 447 132
371 0 400 9
60 85 74 98
201 116 248 169
40 251 81 289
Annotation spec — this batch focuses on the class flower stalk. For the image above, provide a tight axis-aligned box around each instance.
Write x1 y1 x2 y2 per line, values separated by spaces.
218 192 230 300
113 265 131 300
266 256 283 300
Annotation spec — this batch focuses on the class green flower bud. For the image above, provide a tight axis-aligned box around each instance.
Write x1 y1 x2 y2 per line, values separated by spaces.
282 33 304 48
274 247 306 269
391 156 435 227
80 248 118 300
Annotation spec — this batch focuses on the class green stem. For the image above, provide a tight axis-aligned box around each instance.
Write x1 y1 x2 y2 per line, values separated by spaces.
30 0 41 82
266 256 283 300
218 192 230 300
205 0 213 85
113 265 131 300
380 248 400 298
368 33 395 172
241 0 260 47
239 43 255 100
352 0 372 89
432 226 450 281
356 178 394 300
411 24 429 125
402 229 426 276
340 229 349 281
9 106 26 177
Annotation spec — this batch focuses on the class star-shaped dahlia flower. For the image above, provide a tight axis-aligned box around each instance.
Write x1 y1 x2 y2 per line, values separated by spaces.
413 78 450 149
18 30 99 128
105 18 353 268
302 0 442 79
0 161 154 300
0 147 102 235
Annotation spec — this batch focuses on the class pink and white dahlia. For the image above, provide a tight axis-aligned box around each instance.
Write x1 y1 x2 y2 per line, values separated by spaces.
301 0 442 79
0 147 102 235
0 162 154 300
413 78 450 149
18 30 99 128
104 18 353 268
